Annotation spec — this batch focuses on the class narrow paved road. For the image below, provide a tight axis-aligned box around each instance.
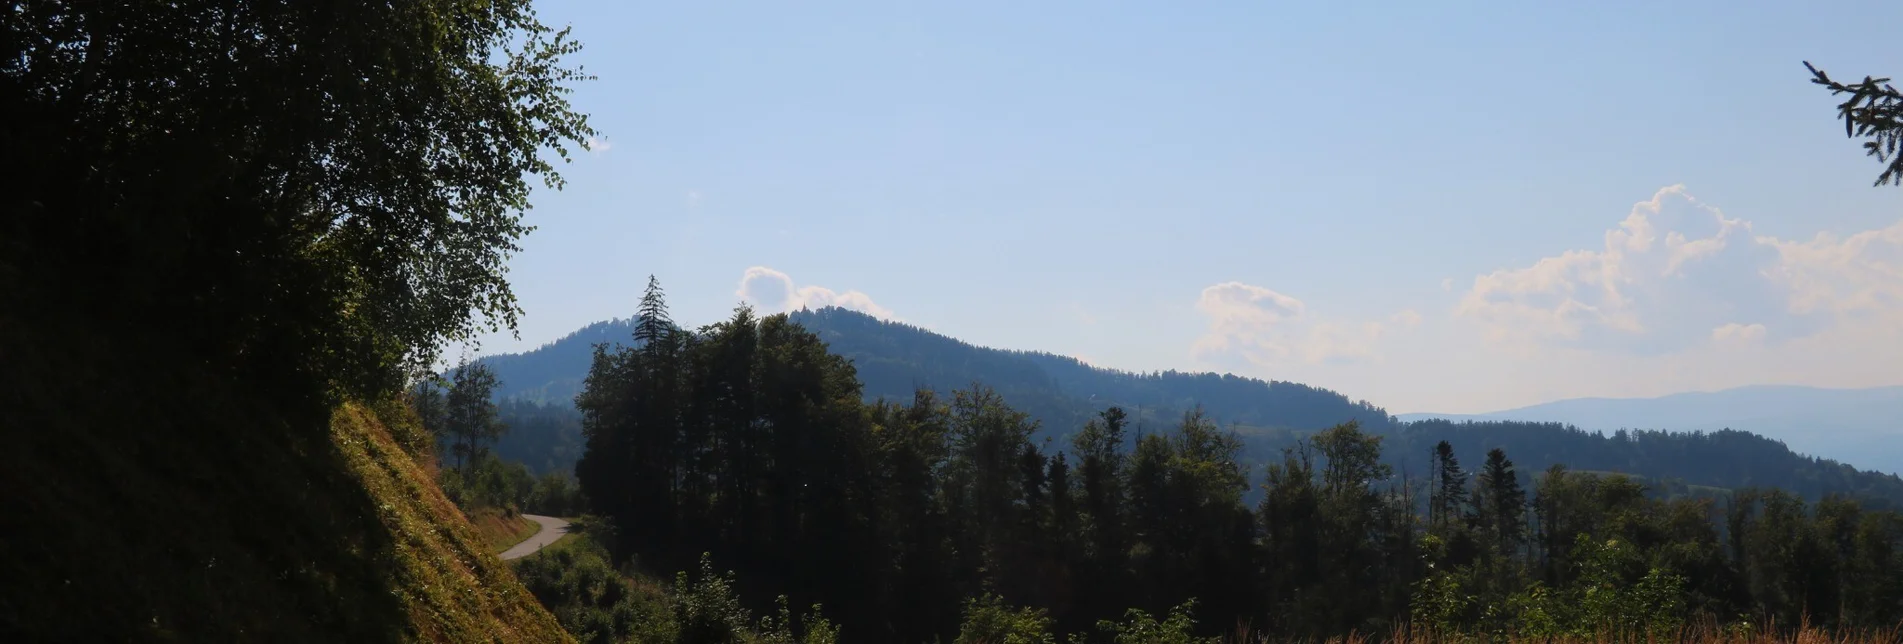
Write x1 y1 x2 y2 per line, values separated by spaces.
499 514 570 561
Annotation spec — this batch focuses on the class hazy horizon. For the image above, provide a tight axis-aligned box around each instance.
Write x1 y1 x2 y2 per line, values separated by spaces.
465 1 1903 415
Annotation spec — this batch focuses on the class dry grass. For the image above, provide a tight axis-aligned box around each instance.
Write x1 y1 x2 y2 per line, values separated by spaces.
0 320 575 642
467 506 542 553
330 403 572 642
1220 620 1903 644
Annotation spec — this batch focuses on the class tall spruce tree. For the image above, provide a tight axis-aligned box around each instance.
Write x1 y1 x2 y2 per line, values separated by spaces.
635 275 674 348
1475 448 1528 558
1430 441 1469 532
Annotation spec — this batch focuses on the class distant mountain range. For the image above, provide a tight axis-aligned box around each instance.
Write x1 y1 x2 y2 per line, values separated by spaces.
474 307 1903 506
1400 386 1903 475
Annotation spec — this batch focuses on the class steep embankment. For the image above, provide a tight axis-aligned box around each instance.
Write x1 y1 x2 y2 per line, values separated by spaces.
468 505 545 553
330 404 572 641
0 327 569 642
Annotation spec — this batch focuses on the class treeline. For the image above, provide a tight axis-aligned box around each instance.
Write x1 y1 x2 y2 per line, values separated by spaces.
1401 420 1903 509
572 282 1903 642
413 362 587 517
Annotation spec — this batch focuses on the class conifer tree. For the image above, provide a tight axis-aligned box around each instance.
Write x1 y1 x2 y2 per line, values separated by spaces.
1430 441 1469 532
1806 62 1903 186
1475 448 1528 558
635 275 674 348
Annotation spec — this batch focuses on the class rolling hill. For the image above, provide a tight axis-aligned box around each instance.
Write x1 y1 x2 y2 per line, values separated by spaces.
475 307 1397 460
1400 385 1903 475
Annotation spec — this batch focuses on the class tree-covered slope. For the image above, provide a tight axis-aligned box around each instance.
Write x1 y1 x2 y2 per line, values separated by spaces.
1395 420 1903 508
1400 385 1903 476
481 319 640 406
788 307 1398 438
476 306 1396 455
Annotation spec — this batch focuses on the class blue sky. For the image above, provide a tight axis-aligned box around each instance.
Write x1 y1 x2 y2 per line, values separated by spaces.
471 1 1903 414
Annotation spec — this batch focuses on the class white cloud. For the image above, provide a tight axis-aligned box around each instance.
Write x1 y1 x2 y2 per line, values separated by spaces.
1390 309 1423 328
687 190 702 209
735 266 898 321
1710 322 1767 346
1761 220 1903 318
1453 184 1860 354
1411 184 1903 411
585 136 612 153
1191 281 1411 367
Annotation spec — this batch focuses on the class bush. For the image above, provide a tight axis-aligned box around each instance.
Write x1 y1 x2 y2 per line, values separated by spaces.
510 535 675 644
953 594 1056 644
1085 599 1215 644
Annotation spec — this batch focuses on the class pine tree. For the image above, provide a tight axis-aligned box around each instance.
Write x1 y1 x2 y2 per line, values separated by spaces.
1475 448 1527 559
634 274 673 348
1430 441 1469 532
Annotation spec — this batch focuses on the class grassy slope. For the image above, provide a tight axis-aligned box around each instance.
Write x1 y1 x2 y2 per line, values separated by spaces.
0 327 569 642
331 404 571 641
467 506 543 553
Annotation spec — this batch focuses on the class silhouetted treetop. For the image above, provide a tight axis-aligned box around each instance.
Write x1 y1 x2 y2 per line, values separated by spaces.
1806 61 1902 186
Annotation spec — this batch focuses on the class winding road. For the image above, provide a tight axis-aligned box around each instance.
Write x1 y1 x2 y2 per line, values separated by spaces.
499 514 570 561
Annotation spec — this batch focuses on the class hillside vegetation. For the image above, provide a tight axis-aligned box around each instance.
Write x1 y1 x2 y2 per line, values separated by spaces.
2 0 594 638
0 334 568 641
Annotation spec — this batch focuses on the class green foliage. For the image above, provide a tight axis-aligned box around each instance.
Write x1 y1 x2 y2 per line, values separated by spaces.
513 534 677 644
446 360 509 474
954 595 1056 644
530 470 590 517
1410 568 1477 636
1084 600 1216 644
514 538 843 644
440 452 536 513
1500 536 1688 640
674 554 756 643
5 0 595 402
672 554 840 644
3 0 598 637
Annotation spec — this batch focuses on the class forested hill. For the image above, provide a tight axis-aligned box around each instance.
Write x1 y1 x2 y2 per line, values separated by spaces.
477 306 1396 441
482 318 639 405
1398 420 1903 509
788 307 1398 436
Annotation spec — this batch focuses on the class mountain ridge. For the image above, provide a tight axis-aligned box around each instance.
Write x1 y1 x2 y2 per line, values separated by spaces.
1400 385 1903 475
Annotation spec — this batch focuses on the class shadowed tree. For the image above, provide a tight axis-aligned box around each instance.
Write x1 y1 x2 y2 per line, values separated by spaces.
1 0 594 639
